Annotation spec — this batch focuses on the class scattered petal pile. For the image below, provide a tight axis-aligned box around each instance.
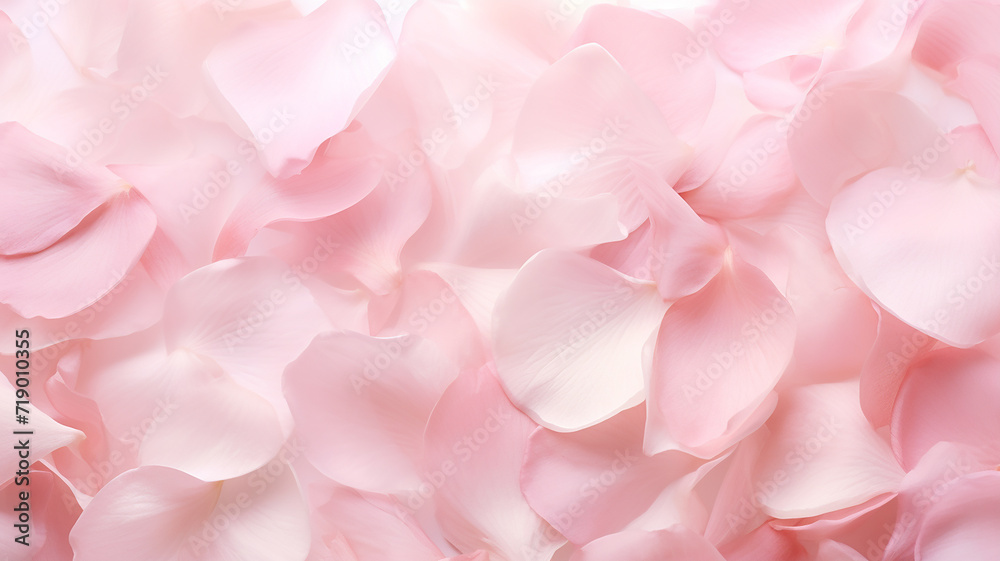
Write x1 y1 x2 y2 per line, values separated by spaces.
2 0 1000 559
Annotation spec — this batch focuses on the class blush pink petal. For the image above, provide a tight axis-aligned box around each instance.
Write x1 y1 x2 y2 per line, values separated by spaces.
369 270 488 372
709 0 864 72
0 122 125 255
569 526 726 561
751 381 904 518
683 115 799 221
911 0 1000 78
950 59 1000 155
0 190 156 319
206 0 395 178
718 522 808 561
859 308 937 429
162 257 328 416
879 441 990 561
68 464 310 561
213 130 383 260
521 405 705 545
890 348 1000 471
0 465 81 561
569 5 715 140
512 43 692 231
283 332 458 493
445 160 627 269
136 350 287 482
1 374 84 481
815 540 867 561
0 261 165 353
423 365 563 561
637 163 729 301
787 89 943 205
493 249 667 431
827 163 1000 347
742 56 822 113
645 254 795 457
264 167 432 296
914 471 1000 561
775 228 878 388
311 485 446 561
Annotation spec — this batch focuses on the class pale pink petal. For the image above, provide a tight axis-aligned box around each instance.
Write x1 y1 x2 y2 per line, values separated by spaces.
787 89 943 205
637 163 729 301
136 350 287 481
774 228 878 389
69 464 310 561
569 526 726 561
827 163 1000 347
859 308 937 429
162 256 328 414
522 405 704 545
951 59 1000 155
1 374 84 480
890 348 1000 471
0 261 166 353
710 0 864 72
369 270 488 372
915 472 1000 561
213 129 383 260
646 254 796 457
911 0 1000 78
311 485 445 561
0 122 125 255
206 0 395 177
569 5 715 140
493 249 667 431
0 465 81 560
445 160 628 268
423 365 563 561
0 190 156 319
512 43 692 230
752 381 904 518
683 115 799 221
283 332 457 493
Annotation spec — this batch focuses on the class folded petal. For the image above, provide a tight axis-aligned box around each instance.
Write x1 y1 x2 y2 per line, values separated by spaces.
951 59 1000 155
522 405 705 545
0 122 125 255
137 350 287 481
637 163 729 301
213 129 383 260
0 190 156 319
1 374 84 481
646 254 795 457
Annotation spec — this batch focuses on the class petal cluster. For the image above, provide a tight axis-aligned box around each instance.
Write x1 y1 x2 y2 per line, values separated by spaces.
2 0 999 560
